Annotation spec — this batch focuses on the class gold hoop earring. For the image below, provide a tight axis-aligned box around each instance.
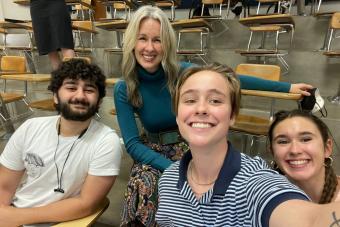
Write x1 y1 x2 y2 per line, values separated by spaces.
324 157 333 167
270 160 280 171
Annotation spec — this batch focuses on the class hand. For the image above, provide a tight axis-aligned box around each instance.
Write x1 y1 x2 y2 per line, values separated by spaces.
289 83 314 96
0 205 21 227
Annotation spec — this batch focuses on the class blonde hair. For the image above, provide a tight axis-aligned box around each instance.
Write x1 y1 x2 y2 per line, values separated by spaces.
173 63 241 119
122 5 179 108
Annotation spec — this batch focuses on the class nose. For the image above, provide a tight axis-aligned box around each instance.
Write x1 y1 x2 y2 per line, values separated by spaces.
74 88 86 99
145 40 154 51
289 140 302 155
195 99 208 115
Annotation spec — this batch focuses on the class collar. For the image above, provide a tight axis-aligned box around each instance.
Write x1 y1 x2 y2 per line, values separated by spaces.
177 142 241 195
137 64 165 82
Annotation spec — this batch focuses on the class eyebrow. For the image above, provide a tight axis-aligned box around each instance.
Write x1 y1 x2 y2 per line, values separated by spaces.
180 89 227 97
63 80 97 89
273 131 314 141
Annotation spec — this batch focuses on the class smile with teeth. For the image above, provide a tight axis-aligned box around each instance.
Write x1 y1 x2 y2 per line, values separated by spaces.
191 122 212 128
287 159 309 166
143 54 155 61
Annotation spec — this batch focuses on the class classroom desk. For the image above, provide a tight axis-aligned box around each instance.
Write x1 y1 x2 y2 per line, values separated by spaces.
0 74 51 96
171 18 213 32
0 21 32 30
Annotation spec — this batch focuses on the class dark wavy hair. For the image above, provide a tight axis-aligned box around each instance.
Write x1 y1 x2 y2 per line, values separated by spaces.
268 109 338 204
48 59 106 101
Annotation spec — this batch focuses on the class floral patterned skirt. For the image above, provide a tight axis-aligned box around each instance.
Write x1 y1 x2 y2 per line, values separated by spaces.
120 140 188 226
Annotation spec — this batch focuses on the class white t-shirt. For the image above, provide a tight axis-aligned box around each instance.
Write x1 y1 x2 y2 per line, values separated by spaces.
0 115 122 209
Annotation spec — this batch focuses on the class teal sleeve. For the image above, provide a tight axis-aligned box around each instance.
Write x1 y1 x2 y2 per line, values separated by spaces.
113 81 172 172
238 74 291 92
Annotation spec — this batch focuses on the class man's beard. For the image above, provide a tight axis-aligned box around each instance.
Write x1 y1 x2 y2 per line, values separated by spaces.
56 98 99 121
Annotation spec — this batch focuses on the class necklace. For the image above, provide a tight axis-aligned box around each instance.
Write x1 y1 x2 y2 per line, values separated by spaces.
188 161 217 186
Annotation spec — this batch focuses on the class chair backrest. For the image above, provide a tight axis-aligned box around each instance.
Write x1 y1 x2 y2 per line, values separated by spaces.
331 12 340 29
235 63 280 81
63 56 92 64
202 0 223 4
1 56 26 72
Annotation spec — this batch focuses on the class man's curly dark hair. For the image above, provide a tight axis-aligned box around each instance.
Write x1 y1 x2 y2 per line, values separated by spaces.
48 59 106 100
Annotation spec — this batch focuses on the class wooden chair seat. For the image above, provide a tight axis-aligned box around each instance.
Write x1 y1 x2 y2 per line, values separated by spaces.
249 25 282 32
52 197 110 227
28 98 55 111
177 49 205 55
74 47 93 53
323 51 340 57
171 19 213 31
235 49 282 55
104 48 123 53
314 11 335 18
95 20 129 31
239 14 295 27
1 92 25 104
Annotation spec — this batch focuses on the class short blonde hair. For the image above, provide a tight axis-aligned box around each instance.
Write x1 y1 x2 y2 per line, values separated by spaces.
173 63 241 119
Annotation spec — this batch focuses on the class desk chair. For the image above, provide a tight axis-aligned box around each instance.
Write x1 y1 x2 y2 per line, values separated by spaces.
237 14 295 74
172 18 212 64
192 0 229 37
51 197 110 227
322 12 340 104
72 20 98 55
154 0 180 21
231 63 301 155
74 0 95 21
0 55 32 122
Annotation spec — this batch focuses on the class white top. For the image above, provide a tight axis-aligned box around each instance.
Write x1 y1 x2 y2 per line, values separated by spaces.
0 115 122 209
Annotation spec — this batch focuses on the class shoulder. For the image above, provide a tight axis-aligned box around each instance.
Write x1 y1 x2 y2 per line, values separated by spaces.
18 116 58 132
87 119 120 144
114 80 127 94
159 161 180 185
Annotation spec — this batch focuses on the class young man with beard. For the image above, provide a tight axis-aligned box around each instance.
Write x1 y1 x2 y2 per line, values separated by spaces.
0 59 122 227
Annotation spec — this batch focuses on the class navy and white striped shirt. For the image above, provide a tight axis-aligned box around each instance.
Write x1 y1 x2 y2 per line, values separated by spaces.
156 143 309 227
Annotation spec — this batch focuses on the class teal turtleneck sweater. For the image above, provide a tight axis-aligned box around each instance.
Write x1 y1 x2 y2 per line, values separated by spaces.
114 62 290 171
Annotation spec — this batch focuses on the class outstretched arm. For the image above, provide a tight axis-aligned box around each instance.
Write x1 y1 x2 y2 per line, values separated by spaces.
238 74 314 96
0 174 116 226
270 199 340 227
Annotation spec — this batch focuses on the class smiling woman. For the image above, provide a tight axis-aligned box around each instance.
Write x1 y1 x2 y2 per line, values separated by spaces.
268 109 340 204
156 63 340 227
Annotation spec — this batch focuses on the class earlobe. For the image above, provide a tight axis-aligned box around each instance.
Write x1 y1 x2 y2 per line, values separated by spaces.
53 93 58 105
230 114 236 126
324 139 333 158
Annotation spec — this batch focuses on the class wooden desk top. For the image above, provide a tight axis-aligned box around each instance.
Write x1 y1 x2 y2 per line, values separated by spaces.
95 20 129 31
241 89 302 100
14 0 93 9
97 0 137 10
0 21 32 30
0 74 51 82
72 21 98 33
1 74 121 85
171 18 213 31
239 14 295 27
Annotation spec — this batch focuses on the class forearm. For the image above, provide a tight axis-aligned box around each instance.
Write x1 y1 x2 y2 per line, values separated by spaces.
12 196 101 225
